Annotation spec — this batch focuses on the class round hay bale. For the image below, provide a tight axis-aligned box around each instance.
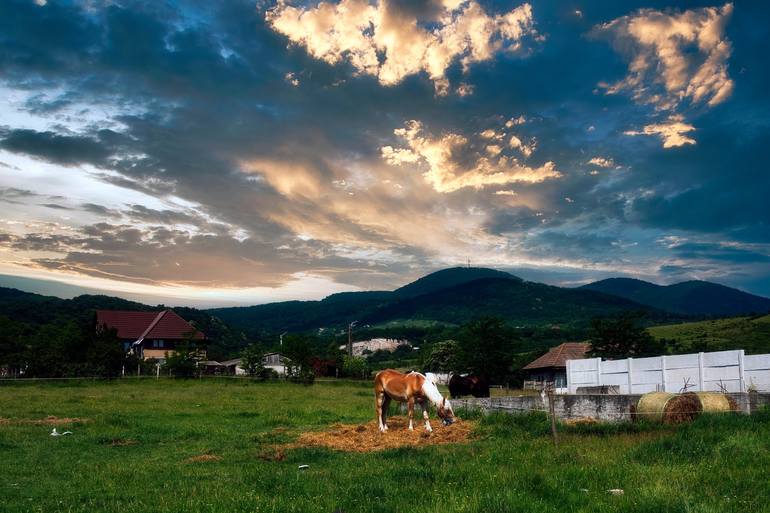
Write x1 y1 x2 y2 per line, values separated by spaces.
636 392 675 422
695 392 737 413
663 392 702 424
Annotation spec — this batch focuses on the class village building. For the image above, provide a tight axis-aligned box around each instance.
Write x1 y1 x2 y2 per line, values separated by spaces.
339 338 409 357
522 342 591 391
96 309 206 362
203 353 291 376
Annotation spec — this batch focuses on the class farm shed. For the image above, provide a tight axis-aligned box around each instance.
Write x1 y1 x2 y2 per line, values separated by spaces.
96 309 205 362
522 342 590 392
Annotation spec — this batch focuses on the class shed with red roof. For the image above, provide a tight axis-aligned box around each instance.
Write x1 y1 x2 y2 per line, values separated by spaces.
522 342 590 390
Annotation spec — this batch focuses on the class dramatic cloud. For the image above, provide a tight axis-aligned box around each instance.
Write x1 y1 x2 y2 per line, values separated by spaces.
624 115 696 148
267 0 537 92
381 120 560 193
0 0 768 303
596 3 734 110
596 3 733 148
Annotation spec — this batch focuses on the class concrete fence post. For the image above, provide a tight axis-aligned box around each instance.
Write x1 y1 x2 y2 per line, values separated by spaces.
698 352 705 391
738 350 746 392
596 358 603 387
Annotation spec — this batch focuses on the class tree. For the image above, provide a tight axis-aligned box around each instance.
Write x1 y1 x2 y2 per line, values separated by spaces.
83 326 124 378
240 342 265 377
283 334 316 384
588 312 664 359
162 342 199 378
0 316 26 375
341 355 368 379
457 317 519 384
423 340 460 372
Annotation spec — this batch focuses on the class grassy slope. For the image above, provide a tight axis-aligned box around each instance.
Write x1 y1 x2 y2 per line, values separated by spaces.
1 380 769 512
649 314 770 354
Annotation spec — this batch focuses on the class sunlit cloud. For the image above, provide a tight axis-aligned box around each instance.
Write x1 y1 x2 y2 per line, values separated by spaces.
596 3 734 111
624 115 696 148
381 120 560 193
587 157 614 168
266 0 537 91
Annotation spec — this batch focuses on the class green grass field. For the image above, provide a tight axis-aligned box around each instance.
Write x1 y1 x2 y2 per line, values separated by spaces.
1 379 769 513
649 314 770 354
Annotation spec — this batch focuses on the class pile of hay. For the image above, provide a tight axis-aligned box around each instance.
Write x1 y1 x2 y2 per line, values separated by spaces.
293 416 475 453
636 391 737 424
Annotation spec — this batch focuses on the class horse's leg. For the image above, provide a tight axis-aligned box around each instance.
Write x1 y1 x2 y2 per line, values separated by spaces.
375 390 386 432
422 403 433 433
382 395 391 431
407 396 415 431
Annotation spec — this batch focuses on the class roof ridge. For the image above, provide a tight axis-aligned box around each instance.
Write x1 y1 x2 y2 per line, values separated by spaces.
135 310 168 344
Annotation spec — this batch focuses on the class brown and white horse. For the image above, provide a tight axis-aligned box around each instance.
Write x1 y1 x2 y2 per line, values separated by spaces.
374 369 455 433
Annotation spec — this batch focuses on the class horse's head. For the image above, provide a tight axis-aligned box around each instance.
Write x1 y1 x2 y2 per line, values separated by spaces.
437 397 455 425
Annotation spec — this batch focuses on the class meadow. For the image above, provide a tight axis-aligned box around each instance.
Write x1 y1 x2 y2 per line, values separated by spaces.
1 379 769 513
649 314 770 354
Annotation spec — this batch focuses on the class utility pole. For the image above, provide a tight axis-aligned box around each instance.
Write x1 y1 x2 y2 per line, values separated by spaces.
347 321 358 358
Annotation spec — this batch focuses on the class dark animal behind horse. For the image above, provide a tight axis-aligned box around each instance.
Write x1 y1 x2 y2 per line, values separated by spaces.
448 374 490 398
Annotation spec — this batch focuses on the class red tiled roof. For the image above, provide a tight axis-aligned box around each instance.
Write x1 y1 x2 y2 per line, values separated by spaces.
522 342 590 370
96 310 204 341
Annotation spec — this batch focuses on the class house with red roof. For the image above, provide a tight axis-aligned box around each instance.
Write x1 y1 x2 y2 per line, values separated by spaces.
96 310 206 361
522 342 590 390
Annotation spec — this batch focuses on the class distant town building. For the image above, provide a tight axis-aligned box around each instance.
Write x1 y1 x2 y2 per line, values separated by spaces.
96 309 205 362
522 342 591 390
215 352 291 376
339 338 409 357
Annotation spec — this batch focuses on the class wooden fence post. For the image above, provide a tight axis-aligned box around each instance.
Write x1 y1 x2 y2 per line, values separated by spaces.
547 386 558 445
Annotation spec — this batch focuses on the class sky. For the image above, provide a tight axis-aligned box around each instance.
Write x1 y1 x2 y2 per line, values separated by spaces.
0 0 768 307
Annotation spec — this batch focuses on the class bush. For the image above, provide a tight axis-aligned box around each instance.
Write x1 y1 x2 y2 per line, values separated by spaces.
341 355 368 379
162 343 199 378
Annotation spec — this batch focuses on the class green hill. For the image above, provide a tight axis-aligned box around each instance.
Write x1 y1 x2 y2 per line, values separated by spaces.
581 278 770 317
210 269 673 336
393 267 519 298
649 314 770 354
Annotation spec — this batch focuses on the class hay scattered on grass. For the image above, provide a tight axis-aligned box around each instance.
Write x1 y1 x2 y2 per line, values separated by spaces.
0 416 89 426
186 454 222 463
108 439 139 447
563 417 599 426
292 416 476 453
257 447 286 461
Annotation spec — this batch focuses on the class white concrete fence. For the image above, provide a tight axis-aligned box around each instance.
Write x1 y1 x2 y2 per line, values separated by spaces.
567 349 770 394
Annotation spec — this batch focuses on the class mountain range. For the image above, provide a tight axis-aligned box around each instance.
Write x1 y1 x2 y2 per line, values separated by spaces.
2 268 768 344
580 277 770 317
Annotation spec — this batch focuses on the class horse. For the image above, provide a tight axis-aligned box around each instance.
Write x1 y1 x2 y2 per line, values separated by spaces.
374 369 455 433
448 374 490 398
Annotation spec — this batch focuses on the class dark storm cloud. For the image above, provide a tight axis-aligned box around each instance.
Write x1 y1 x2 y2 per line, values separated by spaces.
0 128 114 166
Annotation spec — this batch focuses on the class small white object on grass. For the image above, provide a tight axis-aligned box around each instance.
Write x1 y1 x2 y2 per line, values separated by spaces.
298 465 309 470
50 428 72 437
607 489 624 496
